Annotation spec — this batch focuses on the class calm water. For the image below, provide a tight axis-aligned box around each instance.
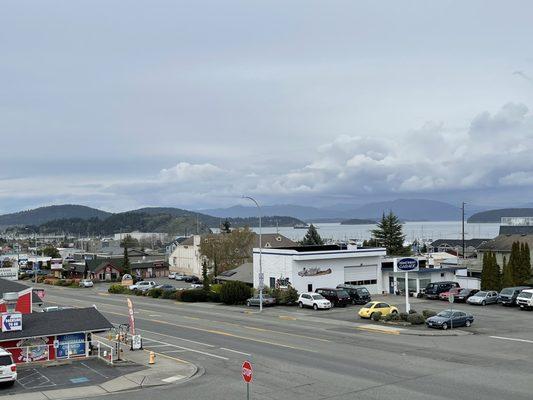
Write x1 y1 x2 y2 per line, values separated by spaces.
243 221 500 243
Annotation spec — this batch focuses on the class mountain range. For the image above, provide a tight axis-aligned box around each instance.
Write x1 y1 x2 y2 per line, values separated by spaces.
203 199 473 222
468 208 533 223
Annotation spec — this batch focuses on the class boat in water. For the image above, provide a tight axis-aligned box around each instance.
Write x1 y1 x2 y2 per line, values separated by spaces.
293 223 310 229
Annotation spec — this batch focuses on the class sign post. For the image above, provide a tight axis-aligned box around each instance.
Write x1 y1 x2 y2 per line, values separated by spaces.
242 360 253 400
394 258 419 313
449 293 454 329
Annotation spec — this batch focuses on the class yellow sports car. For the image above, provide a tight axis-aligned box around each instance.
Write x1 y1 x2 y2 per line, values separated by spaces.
358 301 399 319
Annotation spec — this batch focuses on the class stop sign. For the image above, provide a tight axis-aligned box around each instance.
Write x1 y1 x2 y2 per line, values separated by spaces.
242 360 253 383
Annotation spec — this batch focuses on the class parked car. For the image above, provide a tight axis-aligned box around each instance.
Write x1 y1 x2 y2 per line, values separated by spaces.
156 284 177 292
174 274 186 281
426 309 474 330
424 281 460 299
336 284 371 305
499 286 531 306
183 275 201 283
453 288 479 303
466 290 499 306
168 272 176 279
358 301 399 319
315 288 351 307
79 279 94 288
0 348 17 386
298 293 332 310
439 287 462 301
517 289 533 310
246 295 277 307
129 281 157 292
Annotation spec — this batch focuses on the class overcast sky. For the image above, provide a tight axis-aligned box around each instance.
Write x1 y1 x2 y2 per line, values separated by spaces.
2 0 533 213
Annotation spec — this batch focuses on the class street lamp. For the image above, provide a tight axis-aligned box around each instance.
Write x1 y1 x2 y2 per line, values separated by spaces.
242 196 263 312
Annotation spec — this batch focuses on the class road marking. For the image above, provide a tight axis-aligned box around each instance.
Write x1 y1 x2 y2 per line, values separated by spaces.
145 344 175 348
162 375 186 383
357 326 401 335
140 336 229 360
220 347 252 356
98 293 110 296
490 336 533 344
279 315 297 321
184 316 200 320
163 350 187 353
149 314 162 317
81 361 109 379
137 328 216 347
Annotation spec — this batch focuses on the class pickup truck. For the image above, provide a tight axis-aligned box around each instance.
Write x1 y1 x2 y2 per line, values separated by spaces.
129 281 157 292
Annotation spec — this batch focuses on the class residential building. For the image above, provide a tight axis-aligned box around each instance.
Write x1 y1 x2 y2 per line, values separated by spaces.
477 234 533 270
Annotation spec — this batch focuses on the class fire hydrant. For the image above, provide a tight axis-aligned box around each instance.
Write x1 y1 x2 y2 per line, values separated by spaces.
149 351 156 365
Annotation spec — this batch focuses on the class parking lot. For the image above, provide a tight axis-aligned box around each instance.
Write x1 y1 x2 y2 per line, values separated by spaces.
0 358 145 395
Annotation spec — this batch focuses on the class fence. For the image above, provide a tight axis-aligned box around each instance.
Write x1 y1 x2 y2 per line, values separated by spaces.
2 340 114 365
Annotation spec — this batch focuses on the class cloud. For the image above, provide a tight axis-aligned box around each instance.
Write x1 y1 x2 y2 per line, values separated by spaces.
159 162 226 183
513 70 533 84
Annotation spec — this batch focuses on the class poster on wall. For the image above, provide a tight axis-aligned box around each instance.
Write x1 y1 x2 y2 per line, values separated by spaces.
15 337 49 362
56 333 86 358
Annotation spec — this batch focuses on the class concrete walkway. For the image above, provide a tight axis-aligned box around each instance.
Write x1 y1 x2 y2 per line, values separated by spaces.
5 343 198 400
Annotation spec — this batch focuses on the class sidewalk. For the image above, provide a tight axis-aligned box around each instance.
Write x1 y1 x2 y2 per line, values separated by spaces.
6 343 198 400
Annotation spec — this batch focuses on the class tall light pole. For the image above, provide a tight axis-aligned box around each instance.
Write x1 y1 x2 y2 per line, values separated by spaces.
242 196 263 312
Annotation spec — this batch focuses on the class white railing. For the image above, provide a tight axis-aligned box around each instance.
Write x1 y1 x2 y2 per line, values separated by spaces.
95 341 114 365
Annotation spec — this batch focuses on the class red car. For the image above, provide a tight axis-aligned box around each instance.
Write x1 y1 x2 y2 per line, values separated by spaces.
439 287 462 301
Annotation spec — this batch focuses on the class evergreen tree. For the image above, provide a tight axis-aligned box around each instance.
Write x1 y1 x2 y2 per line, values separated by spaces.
501 255 514 288
481 251 501 290
202 260 210 291
301 224 324 246
122 246 131 276
515 242 532 285
510 241 521 285
220 219 232 234
370 212 408 255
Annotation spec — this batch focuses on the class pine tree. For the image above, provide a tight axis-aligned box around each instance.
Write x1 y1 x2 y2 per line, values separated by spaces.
481 251 501 290
510 242 521 285
122 246 131 276
221 219 232 234
501 255 514 288
301 224 324 246
370 212 408 255
515 242 532 285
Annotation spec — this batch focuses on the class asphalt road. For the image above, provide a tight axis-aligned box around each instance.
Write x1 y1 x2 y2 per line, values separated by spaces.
33 284 533 400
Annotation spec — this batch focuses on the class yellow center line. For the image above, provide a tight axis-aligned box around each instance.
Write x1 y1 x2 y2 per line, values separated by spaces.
357 327 400 335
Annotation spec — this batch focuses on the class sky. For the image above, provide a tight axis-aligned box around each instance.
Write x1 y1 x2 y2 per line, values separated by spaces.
1 0 533 213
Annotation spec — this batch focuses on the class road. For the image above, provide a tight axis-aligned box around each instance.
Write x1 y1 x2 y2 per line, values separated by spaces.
37 284 533 400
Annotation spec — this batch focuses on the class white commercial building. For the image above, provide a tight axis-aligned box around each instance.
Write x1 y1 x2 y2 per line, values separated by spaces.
252 245 387 294
168 235 203 276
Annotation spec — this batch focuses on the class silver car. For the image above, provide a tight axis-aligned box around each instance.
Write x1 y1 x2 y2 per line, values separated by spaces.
467 290 499 306
246 295 276 307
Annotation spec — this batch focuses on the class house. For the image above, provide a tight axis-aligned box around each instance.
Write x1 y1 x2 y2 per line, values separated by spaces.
477 234 533 270
130 260 169 279
169 233 296 277
215 263 253 285
429 239 490 258
0 278 43 314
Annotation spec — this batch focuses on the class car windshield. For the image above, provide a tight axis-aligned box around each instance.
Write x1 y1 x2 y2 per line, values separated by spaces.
500 288 514 295
357 288 369 294
519 292 533 299
459 289 471 294
437 310 453 318
312 294 325 300
476 291 487 297
337 290 349 297
0 355 12 366
362 302 375 308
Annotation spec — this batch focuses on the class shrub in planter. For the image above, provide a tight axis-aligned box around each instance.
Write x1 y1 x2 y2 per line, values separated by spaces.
161 290 176 299
382 314 392 322
407 313 426 325
148 288 164 298
207 291 221 303
108 284 130 294
135 290 144 296
399 312 409 321
281 286 299 305
210 284 223 294
422 310 436 319
180 289 208 302
219 281 252 305
371 311 382 321
389 312 401 322
408 309 417 314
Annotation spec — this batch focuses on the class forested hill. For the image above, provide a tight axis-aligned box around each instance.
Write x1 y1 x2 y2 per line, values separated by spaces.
0 205 111 227
468 208 533 223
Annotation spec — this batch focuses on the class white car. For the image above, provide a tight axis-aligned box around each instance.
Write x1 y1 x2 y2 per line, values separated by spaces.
79 279 94 288
517 289 533 310
168 273 176 279
129 281 157 292
0 349 16 386
298 293 332 310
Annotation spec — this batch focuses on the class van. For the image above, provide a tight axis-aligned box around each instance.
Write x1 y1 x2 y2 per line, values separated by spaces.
517 289 533 310
0 349 17 386
336 284 372 305
499 286 531 306
424 281 460 300
315 288 351 307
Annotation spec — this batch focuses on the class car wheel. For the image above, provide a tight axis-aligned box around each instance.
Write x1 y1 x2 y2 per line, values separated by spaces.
246 301 251 307
482 300 486 306
391 310 398 315
299 302 304 308
442 323 448 330
465 320 471 327
313 304 318 310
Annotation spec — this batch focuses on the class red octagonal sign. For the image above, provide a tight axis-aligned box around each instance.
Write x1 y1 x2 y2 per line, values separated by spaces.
242 360 253 383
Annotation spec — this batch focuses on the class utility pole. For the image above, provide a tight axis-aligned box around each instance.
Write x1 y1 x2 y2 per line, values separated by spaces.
462 202 466 263
242 196 263 312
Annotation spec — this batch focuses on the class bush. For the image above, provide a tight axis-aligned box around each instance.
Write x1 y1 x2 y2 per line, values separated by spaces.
422 310 436 319
207 291 221 302
161 290 176 299
180 289 208 302
219 281 252 305
135 290 144 296
408 309 417 314
281 286 299 305
382 314 392 322
210 284 223 294
399 312 409 321
407 313 426 325
108 284 132 295
148 288 164 298
371 311 382 321
388 312 401 322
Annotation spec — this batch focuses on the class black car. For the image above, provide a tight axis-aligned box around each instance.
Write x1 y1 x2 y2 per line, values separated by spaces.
425 281 460 300
183 275 201 283
499 286 531 306
315 288 351 307
426 309 474 330
336 284 371 305
454 288 479 303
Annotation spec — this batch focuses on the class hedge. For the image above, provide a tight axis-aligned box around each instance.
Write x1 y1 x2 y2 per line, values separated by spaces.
371 311 382 321
219 281 252 305
180 289 208 302
108 284 132 295
407 313 425 325
422 310 436 319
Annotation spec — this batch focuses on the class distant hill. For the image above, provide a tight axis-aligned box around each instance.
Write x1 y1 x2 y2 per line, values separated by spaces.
340 218 377 225
0 205 111 227
206 199 472 222
468 208 533 223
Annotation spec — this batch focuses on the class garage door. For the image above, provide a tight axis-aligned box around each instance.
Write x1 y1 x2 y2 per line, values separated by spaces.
344 265 377 285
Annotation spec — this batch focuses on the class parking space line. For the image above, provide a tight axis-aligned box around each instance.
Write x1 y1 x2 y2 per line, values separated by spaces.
490 336 533 344
220 347 252 357
80 362 109 379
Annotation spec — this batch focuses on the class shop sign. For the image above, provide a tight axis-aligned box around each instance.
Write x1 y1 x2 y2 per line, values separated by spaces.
56 333 86 358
